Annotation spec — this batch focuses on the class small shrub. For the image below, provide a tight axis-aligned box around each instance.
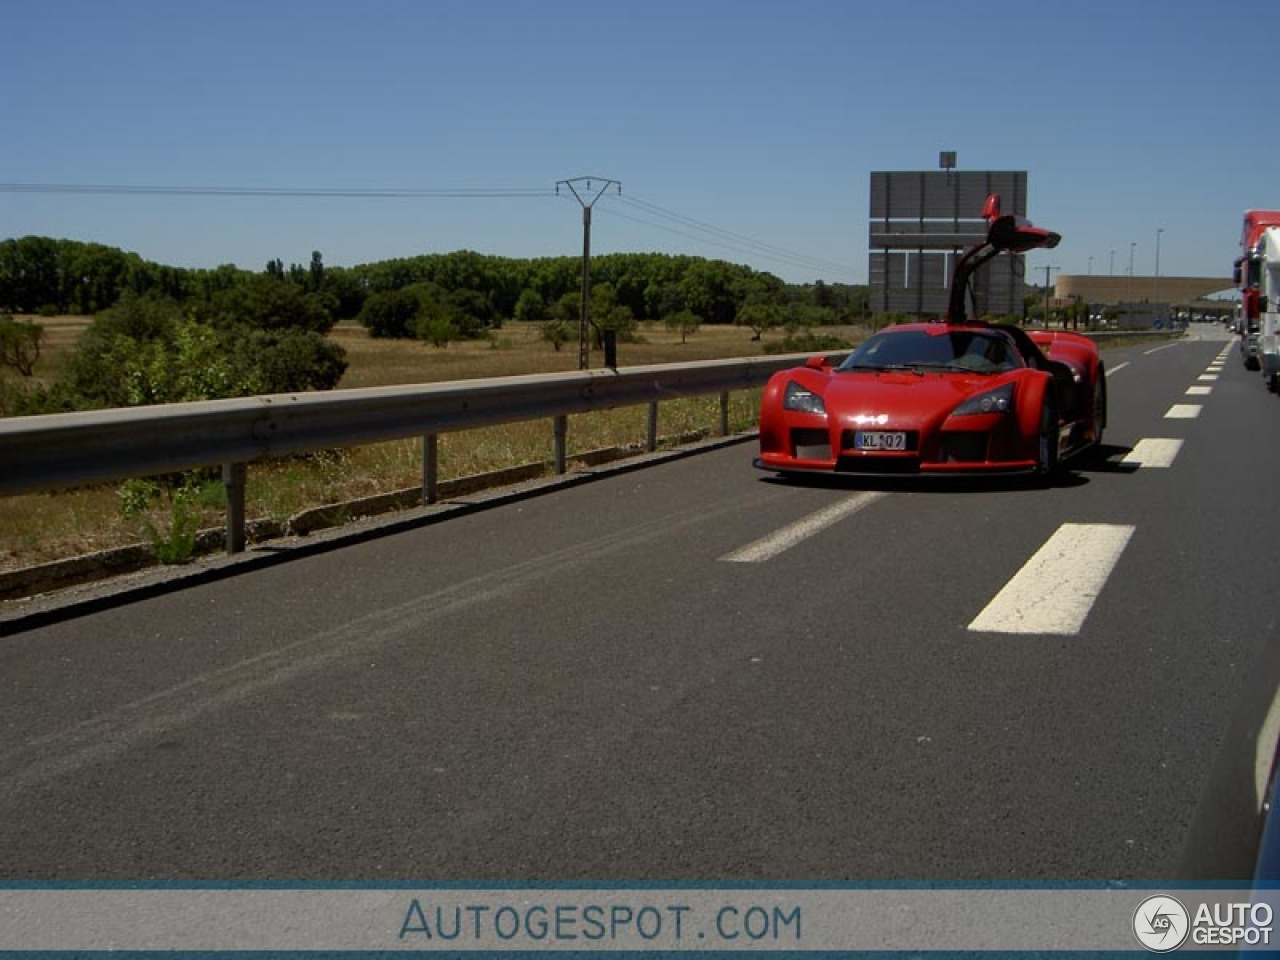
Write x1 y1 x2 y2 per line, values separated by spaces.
117 477 200 565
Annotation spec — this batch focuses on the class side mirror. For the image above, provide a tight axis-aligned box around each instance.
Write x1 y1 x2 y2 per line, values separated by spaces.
805 355 830 370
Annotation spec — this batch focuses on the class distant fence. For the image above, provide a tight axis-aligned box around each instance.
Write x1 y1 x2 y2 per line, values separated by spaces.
0 355 808 554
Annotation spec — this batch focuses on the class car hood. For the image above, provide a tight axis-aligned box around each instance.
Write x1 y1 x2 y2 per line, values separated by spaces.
822 370 1014 429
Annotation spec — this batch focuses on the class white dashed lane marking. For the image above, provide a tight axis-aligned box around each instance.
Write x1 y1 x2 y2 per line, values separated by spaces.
1120 438 1183 468
1165 404 1201 419
967 523 1136 636
719 491 888 563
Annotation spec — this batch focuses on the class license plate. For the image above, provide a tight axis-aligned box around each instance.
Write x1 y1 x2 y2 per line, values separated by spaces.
855 431 907 451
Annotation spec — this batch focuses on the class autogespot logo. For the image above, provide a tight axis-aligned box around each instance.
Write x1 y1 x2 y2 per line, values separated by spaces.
1133 895 1190 952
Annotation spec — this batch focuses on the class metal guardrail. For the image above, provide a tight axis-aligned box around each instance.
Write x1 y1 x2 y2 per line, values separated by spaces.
0 354 810 553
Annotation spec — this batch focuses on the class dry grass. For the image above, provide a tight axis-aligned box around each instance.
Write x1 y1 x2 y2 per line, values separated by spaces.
0 318 822 573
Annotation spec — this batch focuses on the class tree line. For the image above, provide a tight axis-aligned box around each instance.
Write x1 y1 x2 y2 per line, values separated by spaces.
0 236 869 416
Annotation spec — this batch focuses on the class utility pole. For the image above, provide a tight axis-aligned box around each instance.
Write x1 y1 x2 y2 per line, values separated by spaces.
1042 265 1059 327
556 176 621 370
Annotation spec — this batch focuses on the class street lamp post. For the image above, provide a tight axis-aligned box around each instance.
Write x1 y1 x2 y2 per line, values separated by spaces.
1154 227 1164 317
1128 242 1136 303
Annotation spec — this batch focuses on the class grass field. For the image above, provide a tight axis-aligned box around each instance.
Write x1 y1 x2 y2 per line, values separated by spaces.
1 318 856 574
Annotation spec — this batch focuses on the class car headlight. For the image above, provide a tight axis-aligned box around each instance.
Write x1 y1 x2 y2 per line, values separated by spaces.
783 380 827 415
952 382 1014 416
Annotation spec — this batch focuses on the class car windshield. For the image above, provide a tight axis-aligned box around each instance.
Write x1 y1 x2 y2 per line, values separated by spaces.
837 328 1022 374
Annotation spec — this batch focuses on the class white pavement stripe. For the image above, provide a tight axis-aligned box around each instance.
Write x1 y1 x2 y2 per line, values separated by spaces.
967 523 1135 635
1165 404 1202 419
1186 386 1212 396
719 491 888 563
1121 437 1183 468
1108 362 1130 375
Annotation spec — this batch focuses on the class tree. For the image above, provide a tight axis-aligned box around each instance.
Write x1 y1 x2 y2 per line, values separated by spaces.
0 316 43 376
416 315 461 349
356 289 420 338
233 327 347 392
58 291 347 409
445 288 498 337
735 303 783 341
645 281 684 319
539 317 572 352
664 310 702 344
211 273 334 334
309 250 325 292
513 289 547 324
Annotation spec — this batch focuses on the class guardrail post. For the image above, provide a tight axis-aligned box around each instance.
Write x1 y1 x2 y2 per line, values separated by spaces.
423 434 438 504
553 415 568 474
646 402 659 452
718 391 730 436
222 462 247 554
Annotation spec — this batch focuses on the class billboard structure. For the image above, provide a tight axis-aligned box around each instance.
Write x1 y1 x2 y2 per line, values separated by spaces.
869 170 1028 316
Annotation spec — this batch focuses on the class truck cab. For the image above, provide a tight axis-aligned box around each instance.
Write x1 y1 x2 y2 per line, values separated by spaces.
1259 227 1280 390
1236 211 1280 373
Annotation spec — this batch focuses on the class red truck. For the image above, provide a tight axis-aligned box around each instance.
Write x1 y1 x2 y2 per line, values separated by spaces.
1234 210 1280 374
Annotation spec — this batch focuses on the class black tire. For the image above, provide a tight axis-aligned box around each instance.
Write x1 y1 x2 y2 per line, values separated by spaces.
1034 396 1059 486
1092 369 1107 446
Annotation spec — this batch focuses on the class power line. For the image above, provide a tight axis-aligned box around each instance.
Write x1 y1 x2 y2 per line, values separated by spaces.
0 182 553 198
610 194 852 278
605 203 849 277
619 193 849 272
3 179 856 280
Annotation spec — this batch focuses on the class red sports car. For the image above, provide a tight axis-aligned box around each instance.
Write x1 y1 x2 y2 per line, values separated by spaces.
755 196 1105 480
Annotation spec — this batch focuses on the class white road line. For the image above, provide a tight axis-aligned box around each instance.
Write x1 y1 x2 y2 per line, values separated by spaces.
967 523 1135 635
1186 386 1212 396
1197 374 1219 382
1165 404 1202 419
719 491 888 563
1121 437 1183 468
1144 343 1181 355
1108 361 1130 375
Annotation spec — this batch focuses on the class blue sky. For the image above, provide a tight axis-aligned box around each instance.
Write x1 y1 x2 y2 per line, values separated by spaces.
2 0 1265 287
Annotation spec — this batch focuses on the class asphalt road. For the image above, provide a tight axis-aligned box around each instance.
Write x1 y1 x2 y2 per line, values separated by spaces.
2 323 1275 882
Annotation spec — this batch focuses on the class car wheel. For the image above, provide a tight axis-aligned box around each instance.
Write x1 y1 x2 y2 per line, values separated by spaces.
1034 396 1059 485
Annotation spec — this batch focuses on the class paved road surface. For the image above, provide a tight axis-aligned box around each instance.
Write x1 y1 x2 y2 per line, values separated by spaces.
1 324 1274 882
